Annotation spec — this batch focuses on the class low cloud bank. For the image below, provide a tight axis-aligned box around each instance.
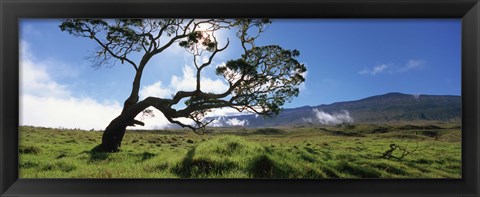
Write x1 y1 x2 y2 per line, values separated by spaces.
304 109 354 125
20 41 124 130
210 116 249 127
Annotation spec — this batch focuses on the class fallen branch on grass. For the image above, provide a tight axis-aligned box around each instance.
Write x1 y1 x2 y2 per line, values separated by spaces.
379 143 420 160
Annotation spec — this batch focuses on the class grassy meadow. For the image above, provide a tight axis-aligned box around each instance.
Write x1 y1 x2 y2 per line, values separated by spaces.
19 124 461 178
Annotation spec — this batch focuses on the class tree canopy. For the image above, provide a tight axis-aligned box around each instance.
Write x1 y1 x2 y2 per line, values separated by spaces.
59 19 306 135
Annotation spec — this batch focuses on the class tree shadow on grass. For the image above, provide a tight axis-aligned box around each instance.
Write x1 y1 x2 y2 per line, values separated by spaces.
141 152 157 161
248 154 325 178
89 151 109 162
171 147 237 178
248 154 289 178
134 151 157 163
335 161 382 178
171 148 196 177
84 145 110 163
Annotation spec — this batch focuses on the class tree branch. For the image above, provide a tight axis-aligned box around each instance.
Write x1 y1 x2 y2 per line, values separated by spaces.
91 36 139 70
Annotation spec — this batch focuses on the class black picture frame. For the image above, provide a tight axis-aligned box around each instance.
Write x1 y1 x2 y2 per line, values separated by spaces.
1 0 479 196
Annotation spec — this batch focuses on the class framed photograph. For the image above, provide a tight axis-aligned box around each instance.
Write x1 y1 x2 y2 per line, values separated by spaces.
1 0 479 196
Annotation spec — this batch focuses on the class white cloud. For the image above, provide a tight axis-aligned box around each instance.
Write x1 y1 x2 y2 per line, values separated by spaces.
226 118 248 126
209 116 249 127
21 24 44 37
20 41 124 130
133 107 192 130
371 64 388 74
21 58 71 98
359 64 389 75
20 41 70 98
399 59 426 72
359 59 426 76
298 69 308 91
140 65 230 99
139 81 173 99
305 109 353 125
175 66 229 93
205 107 247 117
20 95 122 130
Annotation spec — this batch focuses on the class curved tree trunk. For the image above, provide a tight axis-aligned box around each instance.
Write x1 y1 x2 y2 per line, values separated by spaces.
99 116 130 152
96 64 147 152
98 99 147 152
95 96 179 152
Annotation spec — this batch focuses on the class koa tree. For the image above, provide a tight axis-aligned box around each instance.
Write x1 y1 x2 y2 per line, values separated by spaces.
59 19 307 152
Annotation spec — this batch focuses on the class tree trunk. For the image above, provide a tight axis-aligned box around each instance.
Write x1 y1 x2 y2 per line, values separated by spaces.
98 98 138 152
96 96 157 152
97 98 144 152
96 64 147 152
98 115 130 152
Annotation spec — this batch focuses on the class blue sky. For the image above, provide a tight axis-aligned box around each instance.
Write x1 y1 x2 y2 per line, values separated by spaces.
19 19 461 129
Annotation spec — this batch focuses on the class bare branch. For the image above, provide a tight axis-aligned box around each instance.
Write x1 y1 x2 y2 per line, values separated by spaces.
91 36 139 70
379 143 421 160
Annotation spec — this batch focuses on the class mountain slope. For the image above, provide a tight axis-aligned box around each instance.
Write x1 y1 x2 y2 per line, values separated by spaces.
213 92 461 127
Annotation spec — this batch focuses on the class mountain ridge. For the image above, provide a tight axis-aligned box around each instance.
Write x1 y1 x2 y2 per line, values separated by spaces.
210 92 461 127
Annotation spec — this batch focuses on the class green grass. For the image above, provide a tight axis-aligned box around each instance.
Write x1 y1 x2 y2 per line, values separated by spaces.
19 124 461 178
